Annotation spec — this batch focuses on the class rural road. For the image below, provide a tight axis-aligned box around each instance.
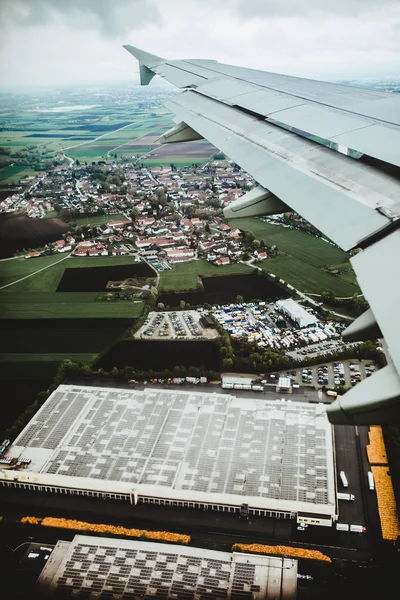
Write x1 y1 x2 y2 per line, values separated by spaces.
240 260 353 321
61 121 138 152
0 252 72 290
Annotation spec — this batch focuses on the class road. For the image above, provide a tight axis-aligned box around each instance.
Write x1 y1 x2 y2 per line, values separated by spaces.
0 256 21 262
106 131 156 157
0 252 72 290
61 121 137 152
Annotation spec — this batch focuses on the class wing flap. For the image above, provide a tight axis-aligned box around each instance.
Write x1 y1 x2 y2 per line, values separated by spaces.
166 90 393 250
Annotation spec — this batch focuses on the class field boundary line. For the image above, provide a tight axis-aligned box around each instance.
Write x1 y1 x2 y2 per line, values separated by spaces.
0 253 72 290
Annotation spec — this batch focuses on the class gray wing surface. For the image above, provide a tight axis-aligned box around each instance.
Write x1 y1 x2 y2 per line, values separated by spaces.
124 44 400 426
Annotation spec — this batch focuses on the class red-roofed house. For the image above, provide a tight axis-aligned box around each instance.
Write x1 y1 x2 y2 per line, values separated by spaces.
107 219 132 230
191 217 203 228
137 216 155 228
215 256 231 266
136 238 152 249
166 248 195 263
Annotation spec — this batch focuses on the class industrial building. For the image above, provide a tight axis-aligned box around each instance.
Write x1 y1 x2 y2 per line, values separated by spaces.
277 377 292 393
0 385 336 526
37 535 298 599
275 299 318 329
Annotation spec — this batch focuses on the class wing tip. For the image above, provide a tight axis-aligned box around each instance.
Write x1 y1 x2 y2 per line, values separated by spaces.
123 44 164 66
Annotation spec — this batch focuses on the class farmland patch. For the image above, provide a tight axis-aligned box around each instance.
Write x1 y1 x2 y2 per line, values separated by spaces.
95 339 221 372
56 264 155 292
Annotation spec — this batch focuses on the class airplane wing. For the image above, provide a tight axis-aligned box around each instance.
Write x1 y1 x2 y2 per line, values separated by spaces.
124 44 400 426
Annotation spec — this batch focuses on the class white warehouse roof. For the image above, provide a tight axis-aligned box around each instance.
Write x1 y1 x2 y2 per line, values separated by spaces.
37 535 298 599
2 385 336 519
276 299 318 328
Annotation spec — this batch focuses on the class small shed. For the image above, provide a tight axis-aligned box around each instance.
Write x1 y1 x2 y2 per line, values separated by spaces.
277 376 292 392
200 315 214 329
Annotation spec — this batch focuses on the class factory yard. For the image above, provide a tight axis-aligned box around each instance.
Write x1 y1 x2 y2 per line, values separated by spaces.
211 300 351 356
134 310 219 340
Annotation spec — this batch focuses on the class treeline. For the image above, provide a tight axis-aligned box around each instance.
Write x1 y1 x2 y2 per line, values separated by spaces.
320 290 368 316
214 316 291 373
0 146 62 171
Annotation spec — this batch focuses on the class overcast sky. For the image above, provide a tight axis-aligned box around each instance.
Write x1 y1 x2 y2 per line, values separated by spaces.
0 0 399 88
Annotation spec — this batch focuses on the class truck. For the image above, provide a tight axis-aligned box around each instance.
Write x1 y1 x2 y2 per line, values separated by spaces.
368 471 375 491
350 524 366 533
339 471 348 488
337 492 355 501
336 523 349 531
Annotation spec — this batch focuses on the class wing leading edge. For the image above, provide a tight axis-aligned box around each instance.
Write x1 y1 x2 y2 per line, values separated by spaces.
124 45 400 426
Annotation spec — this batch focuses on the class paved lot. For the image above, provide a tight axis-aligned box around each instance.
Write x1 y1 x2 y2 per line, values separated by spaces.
272 359 378 392
134 310 219 340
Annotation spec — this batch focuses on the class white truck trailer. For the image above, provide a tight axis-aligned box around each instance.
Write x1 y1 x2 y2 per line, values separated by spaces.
339 471 348 488
337 492 355 501
368 471 375 491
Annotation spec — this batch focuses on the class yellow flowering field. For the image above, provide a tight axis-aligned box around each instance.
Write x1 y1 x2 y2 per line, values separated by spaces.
367 426 388 465
232 543 331 562
20 516 190 544
371 467 400 541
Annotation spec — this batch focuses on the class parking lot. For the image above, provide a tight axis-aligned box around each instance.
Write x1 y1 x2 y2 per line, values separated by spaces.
272 358 378 391
134 310 219 340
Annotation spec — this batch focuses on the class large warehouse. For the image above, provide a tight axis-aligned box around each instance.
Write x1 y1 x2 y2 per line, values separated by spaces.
0 384 336 526
37 535 298 599
275 299 318 329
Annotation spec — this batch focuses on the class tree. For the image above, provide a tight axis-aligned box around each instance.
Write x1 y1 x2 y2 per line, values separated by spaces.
236 295 244 304
244 231 256 244
157 302 165 311
222 357 234 369
321 290 336 304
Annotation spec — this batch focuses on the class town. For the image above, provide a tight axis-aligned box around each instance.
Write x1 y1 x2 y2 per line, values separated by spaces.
1 158 266 267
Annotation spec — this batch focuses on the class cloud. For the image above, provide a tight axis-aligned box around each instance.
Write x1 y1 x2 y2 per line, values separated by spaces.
0 0 398 86
232 0 398 18
0 0 160 37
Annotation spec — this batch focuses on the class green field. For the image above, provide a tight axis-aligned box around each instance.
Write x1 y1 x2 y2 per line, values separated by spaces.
71 213 128 226
0 255 139 292
0 165 37 185
0 254 144 408
159 260 253 291
0 354 97 366
142 156 211 167
0 98 174 181
261 256 359 296
228 218 360 297
0 292 144 319
0 259 144 431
